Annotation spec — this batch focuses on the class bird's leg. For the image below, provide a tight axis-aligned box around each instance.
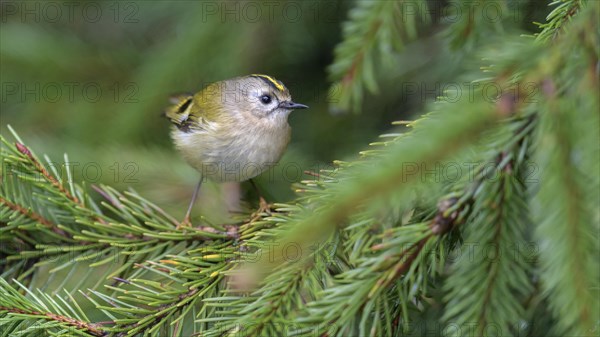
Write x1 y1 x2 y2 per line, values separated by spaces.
178 178 202 228
249 179 272 216
223 182 243 214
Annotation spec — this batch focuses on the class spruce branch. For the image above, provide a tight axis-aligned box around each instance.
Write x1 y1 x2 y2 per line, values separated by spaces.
531 4 599 335
267 82 505 272
294 222 437 336
0 278 104 336
202 263 315 337
0 306 105 337
1 132 245 290
328 0 429 113
0 196 52 227
442 115 536 335
532 75 599 336
14 142 80 205
443 0 513 50
536 0 584 42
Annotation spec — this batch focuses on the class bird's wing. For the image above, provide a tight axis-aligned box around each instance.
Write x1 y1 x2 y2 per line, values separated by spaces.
164 93 194 129
164 85 220 132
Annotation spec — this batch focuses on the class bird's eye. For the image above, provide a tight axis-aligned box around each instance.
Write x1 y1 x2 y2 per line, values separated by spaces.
260 94 272 104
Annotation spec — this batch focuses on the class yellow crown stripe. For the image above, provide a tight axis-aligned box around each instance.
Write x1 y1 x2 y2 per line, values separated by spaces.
251 74 286 92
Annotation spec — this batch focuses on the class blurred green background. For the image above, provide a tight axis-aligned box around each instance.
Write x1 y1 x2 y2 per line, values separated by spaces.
0 0 549 220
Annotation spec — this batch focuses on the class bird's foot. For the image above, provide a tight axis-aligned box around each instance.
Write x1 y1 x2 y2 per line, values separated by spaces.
176 216 192 229
250 197 272 221
259 196 272 214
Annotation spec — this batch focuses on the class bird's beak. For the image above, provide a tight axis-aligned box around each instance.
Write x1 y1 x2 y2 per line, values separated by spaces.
280 101 309 110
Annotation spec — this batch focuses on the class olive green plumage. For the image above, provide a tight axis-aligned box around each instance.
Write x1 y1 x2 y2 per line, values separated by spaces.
165 75 308 182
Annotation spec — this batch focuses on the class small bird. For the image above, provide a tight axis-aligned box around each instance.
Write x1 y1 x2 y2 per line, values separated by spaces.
165 75 308 226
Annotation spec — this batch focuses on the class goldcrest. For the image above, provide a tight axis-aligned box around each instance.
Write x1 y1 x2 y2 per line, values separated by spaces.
165 74 308 225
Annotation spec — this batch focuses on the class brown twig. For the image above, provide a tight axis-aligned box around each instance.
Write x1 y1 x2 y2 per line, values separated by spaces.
15 142 80 204
303 170 321 178
0 196 69 238
369 234 432 299
429 197 460 235
0 306 106 336
0 197 52 226
390 235 430 277
14 142 112 224
429 113 537 236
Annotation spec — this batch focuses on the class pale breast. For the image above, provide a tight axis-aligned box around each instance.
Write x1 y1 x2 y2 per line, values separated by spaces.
172 121 290 182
